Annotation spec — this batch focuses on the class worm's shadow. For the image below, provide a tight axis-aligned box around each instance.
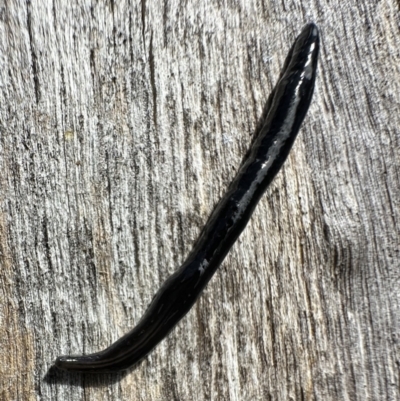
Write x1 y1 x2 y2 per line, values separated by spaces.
43 360 145 387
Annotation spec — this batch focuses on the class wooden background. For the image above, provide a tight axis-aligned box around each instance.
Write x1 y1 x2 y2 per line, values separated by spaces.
0 1 399 400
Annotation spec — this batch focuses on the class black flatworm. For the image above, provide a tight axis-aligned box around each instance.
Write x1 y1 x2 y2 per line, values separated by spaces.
55 23 319 373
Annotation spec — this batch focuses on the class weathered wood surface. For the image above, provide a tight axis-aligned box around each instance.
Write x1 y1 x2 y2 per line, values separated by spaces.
0 1 399 400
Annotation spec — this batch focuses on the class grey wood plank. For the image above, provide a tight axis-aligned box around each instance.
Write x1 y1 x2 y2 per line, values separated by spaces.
0 1 399 400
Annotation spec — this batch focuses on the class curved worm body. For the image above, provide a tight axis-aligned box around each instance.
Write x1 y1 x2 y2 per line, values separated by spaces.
55 23 319 373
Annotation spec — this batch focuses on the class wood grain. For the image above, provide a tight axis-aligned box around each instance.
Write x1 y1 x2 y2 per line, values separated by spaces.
0 1 399 400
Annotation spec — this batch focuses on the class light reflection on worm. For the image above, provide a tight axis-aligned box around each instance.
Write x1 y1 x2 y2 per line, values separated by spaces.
55 23 319 373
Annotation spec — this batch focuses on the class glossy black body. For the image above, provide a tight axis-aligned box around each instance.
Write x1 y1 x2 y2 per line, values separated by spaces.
55 23 319 372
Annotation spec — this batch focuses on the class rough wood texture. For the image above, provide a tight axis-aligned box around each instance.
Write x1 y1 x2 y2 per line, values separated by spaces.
0 1 399 400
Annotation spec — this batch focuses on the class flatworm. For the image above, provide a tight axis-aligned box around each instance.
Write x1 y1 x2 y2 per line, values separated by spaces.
55 23 319 373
